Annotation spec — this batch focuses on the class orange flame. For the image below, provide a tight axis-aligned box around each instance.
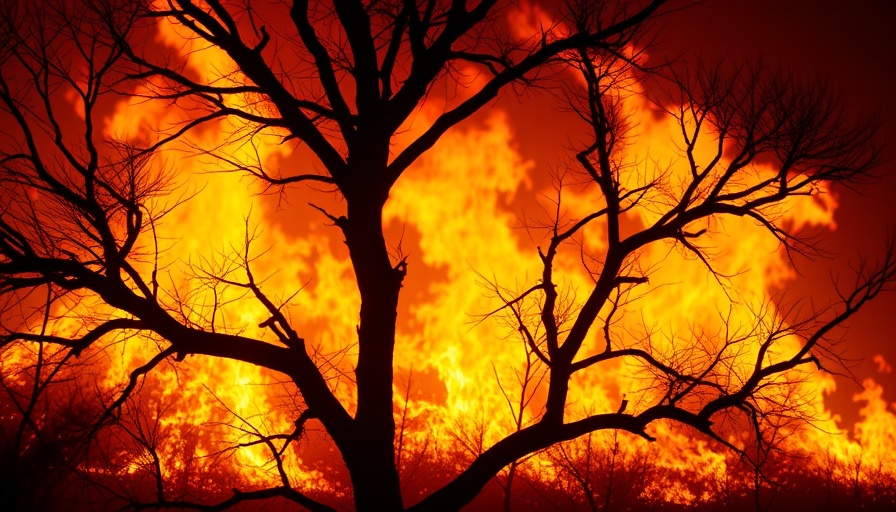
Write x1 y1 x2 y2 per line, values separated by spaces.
6 1 893 508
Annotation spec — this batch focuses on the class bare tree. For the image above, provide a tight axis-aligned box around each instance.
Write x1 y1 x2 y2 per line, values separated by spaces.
1 1 894 511
547 429 657 512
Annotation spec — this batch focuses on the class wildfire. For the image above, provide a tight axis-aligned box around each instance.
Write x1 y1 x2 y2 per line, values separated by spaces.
2 1 894 510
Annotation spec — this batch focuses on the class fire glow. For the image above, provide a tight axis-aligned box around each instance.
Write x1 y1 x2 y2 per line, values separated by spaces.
1 0 895 511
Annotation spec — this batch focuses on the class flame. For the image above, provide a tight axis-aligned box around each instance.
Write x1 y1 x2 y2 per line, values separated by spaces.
4 1 894 509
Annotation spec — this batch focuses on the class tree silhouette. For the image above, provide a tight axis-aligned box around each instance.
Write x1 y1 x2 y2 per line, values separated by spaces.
1 0 894 511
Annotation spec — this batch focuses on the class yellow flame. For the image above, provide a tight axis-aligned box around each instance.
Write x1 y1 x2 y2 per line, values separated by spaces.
8 2 892 505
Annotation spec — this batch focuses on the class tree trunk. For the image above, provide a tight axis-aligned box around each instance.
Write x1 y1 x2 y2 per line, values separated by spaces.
341 195 404 511
345 442 404 511
502 462 517 512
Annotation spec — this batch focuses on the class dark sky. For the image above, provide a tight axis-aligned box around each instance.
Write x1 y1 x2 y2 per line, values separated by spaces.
656 0 896 426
